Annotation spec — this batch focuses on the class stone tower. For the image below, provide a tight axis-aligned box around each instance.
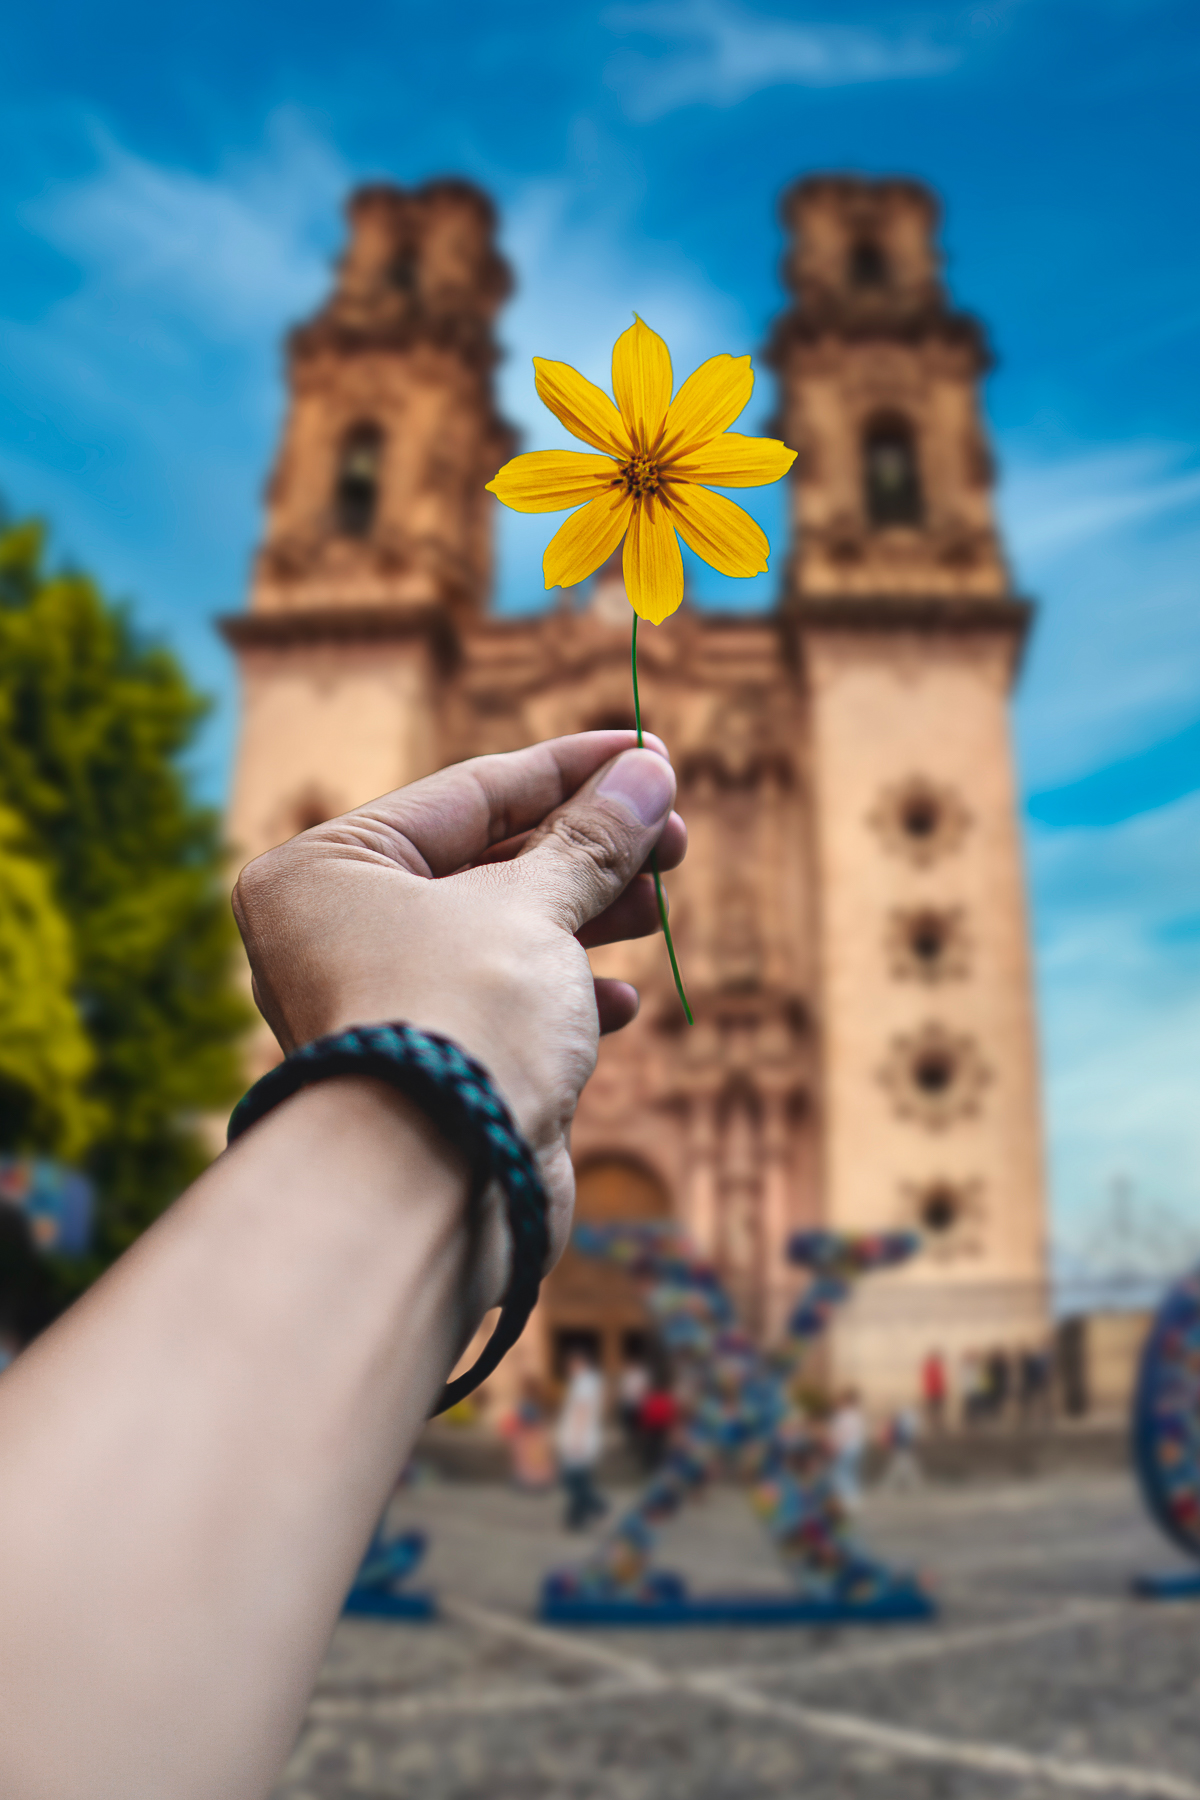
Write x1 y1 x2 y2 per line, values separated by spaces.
769 176 1047 1387
223 181 515 1081
252 180 513 618
222 173 1049 1409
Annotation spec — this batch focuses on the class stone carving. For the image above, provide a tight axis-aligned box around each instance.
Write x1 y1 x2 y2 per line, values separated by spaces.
901 1175 985 1259
879 1021 990 1129
714 884 763 992
886 904 970 983
870 774 971 867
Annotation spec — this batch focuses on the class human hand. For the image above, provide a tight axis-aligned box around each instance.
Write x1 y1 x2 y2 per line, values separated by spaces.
231 732 685 1266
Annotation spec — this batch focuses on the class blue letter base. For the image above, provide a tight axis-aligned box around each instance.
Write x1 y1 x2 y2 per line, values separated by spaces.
343 1528 437 1622
1133 1569 1200 1602
539 1570 935 1627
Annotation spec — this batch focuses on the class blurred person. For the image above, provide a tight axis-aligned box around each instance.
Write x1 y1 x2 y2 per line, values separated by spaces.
986 1346 1012 1423
556 1349 608 1530
616 1351 651 1456
1018 1344 1052 1426
636 1374 678 1471
829 1388 867 1511
498 1375 555 1491
962 1348 988 1427
921 1348 947 1433
0 729 683 1800
880 1405 924 1492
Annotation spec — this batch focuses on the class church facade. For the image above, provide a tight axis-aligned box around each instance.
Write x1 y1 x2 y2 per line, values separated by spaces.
221 174 1048 1409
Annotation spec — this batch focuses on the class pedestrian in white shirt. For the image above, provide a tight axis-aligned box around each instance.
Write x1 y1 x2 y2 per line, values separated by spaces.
556 1351 608 1529
829 1388 867 1511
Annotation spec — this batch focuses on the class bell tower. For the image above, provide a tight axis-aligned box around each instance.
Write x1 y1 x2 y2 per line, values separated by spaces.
770 176 1048 1388
251 180 513 617
771 176 1006 602
222 181 514 1084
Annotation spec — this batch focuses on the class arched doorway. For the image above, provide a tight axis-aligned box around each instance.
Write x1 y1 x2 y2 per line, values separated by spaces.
541 1157 671 1390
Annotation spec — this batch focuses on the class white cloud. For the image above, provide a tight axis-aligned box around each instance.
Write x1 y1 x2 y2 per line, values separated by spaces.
0 114 353 739
988 435 1200 1245
24 110 347 342
999 440 1200 563
999 435 1200 786
1028 793 1200 1243
604 0 958 120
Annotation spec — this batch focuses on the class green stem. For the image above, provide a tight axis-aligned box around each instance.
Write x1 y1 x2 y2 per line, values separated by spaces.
632 615 694 1026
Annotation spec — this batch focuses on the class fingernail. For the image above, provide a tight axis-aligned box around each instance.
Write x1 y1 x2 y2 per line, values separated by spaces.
596 751 674 827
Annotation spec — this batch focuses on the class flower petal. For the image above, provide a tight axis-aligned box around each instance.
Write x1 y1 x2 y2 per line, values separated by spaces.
658 354 754 459
612 316 673 456
533 359 630 458
662 433 796 489
487 449 621 513
543 486 634 591
662 482 769 579
623 492 684 624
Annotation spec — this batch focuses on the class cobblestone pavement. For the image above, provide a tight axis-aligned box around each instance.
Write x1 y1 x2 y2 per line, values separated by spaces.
275 1471 1200 1800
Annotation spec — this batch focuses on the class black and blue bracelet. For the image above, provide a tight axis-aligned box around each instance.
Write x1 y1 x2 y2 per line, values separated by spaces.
227 1022 550 1418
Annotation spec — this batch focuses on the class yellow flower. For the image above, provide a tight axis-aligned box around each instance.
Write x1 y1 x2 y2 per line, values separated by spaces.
486 316 797 625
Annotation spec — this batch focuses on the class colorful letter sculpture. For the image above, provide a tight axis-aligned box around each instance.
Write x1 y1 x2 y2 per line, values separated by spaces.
344 1525 436 1620
0 1158 94 1255
1132 1266 1200 1600
541 1223 935 1625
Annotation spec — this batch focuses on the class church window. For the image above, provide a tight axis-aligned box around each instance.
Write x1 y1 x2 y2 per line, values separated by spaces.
902 791 939 840
880 1023 990 1130
849 239 888 288
871 776 971 868
887 906 970 984
910 915 946 964
863 415 923 526
902 1176 985 1258
920 1185 959 1233
334 423 384 538
914 1047 954 1095
388 247 417 292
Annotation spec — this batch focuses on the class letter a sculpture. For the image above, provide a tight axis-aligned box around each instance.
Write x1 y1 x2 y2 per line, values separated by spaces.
541 1223 935 1625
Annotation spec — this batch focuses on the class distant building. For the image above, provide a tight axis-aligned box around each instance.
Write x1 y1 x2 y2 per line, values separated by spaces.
221 174 1049 1409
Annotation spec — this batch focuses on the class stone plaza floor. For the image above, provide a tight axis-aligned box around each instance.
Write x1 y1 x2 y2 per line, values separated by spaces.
275 1469 1200 1800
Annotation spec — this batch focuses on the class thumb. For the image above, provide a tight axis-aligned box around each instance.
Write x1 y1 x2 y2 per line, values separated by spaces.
512 748 676 935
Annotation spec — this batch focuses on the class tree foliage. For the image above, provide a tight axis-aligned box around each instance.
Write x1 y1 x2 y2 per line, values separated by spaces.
0 512 249 1271
0 805 97 1160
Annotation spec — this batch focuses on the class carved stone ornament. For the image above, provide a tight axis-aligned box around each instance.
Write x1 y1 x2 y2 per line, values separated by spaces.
870 774 970 868
886 904 970 984
901 1175 985 1259
714 883 763 992
879 1021 990 1130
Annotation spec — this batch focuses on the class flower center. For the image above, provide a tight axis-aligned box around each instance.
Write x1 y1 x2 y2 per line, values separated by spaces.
619 454 661 499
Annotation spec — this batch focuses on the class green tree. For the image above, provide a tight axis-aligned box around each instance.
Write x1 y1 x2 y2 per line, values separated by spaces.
0 511 249 1272
0 805 97 1159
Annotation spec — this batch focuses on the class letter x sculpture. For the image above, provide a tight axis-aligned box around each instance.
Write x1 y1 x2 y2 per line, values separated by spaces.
541 1222 935 1625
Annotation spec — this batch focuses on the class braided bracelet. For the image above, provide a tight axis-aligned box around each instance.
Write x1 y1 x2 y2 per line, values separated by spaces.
227 1022 550 1417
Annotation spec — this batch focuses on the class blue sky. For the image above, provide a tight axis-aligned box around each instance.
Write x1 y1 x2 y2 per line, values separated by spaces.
1 0 1198 1260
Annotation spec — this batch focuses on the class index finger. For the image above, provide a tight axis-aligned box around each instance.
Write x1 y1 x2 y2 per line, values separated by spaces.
346 730 672 877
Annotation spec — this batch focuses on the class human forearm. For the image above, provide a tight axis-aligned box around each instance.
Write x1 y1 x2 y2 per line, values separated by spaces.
0 1078 472 1800
0 732 685 1798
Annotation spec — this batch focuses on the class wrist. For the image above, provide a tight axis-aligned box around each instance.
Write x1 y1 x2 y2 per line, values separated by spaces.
227 1022 549 1412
